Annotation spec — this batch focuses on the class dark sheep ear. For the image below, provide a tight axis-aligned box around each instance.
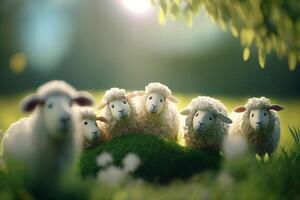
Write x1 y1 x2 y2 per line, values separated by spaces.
73 91 94 106
269 105 284 111
234 106 247 113
20 94 43 112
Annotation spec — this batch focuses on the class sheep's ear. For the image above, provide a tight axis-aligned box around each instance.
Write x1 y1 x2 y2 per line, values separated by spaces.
21 94 44 113
73 91 94 106
269 105 284 111
234 106 247 113
97 101 107 110
167 95 179 103
96 116 109 123
216 113 232 124
180 108 191 115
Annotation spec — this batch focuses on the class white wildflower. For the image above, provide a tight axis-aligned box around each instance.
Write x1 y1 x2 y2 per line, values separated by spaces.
122 153 141 173
223 135 248 160
96 152 113 167
98 165 126 187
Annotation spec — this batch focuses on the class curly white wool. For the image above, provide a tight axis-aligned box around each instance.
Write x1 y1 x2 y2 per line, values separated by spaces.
80 107 98 120
98 88 139 139
137 82 180 140
229 97 282 156
182 96 231 151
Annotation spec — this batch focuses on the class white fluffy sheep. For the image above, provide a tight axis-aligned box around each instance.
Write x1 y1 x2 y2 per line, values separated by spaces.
79 107 108 149
135 82 180 140
181 96 232 151
229 97 284 157
1 80 94 186
97 88 139 139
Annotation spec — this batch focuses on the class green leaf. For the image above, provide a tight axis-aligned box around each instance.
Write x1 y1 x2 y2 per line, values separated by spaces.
243 47 250 61
258 49 266 69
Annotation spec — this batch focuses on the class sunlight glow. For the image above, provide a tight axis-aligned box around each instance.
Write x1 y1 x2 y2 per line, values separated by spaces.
120 0 152 14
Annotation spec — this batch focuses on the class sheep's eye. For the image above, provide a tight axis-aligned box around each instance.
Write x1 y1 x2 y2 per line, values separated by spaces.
264 112 267 116
251 114 254 117
209 117 212 120
123 101 127 104
111 104 114 108
195 113 199 117
160 99 163 103
149 96 152 100
84 121 88 125
47 103 53 109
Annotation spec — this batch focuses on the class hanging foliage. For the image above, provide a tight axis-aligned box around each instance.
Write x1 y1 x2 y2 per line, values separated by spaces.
152 0 300 70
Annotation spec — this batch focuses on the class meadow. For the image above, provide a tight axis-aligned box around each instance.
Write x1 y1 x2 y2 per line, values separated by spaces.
1 92 300 199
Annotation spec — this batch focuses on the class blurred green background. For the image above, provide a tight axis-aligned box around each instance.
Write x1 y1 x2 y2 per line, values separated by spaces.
0 0 299 96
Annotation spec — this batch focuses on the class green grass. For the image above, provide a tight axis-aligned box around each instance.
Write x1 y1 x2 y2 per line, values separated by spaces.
80 134 221 183
0 92 300 199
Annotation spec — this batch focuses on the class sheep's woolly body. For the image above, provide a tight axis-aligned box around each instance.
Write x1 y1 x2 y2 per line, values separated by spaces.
1 81 83 185
229 97 280 156
184 96 230 151
137 83 179 140
79 107 107 149
100 88 139 139
1 117 33 158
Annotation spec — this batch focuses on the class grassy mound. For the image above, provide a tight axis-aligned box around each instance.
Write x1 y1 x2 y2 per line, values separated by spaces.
79 134 221 183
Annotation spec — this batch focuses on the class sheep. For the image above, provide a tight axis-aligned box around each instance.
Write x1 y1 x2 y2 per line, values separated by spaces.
79 107 108 149
1 80 94 188
229 97 284 157
97 88 139 139
180 96 232 151
135 82 180 140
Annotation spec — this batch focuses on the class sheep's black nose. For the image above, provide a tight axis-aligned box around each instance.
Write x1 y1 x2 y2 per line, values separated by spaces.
256 121 263 125
61 116 70 124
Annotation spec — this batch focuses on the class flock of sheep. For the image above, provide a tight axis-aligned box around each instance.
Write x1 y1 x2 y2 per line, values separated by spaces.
0 80 284 188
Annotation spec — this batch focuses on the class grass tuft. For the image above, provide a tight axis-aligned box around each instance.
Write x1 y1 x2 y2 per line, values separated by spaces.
79 134 221 183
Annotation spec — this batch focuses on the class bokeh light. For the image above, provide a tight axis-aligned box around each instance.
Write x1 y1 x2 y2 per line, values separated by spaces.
120 0 152 14
9 52 27 74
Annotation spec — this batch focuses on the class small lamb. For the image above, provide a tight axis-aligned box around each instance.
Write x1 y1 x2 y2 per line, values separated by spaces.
97 88 139 139
1 80 94 187
79 107 108 149
181 96 232 151
229 97 284 157
135 82 180 140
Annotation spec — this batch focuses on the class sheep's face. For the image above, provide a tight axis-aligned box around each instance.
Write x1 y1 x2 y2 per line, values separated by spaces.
145 93 165 114
42 95 73 138
192 110 215 133
81 119 101 141
109 99 131 121
249 109 270 132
